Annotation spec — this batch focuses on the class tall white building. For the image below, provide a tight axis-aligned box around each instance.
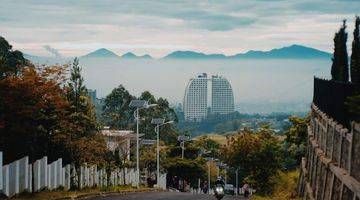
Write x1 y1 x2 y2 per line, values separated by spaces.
183 73 234 122
211 75 235 114
183 73 208 122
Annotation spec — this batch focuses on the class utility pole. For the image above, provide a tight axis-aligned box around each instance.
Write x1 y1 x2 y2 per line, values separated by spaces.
136 108 139 188
151 118 173 187
178 135 189 159
208 161 211 194
156 125 160 184
181 141 185 159
236 168 239 196
130 100 157 189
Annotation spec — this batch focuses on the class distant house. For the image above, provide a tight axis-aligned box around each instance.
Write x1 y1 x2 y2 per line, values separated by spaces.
100 127 142 160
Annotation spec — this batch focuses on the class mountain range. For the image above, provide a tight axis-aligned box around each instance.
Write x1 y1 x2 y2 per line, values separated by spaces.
24 44 332 62
163 45 331 59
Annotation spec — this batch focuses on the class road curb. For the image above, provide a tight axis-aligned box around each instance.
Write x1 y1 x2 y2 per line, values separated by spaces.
55 188 162 200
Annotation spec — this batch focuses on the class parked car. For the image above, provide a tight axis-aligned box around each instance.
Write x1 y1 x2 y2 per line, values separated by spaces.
224 184 235 195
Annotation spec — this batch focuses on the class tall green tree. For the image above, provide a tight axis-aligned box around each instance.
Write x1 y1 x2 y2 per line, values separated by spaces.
102 85 136 129
351 16 360 83
281 116 309 170
331 20 349 82
0 36 27 78
65 58 98 136
138 91 178 144
102 88 178 144
222 126 282 194
55 58 105 188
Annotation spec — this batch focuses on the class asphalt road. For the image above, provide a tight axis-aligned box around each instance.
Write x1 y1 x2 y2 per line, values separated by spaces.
89 191 247 200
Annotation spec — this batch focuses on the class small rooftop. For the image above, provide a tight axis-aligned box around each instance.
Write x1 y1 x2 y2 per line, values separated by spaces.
100 128 143 139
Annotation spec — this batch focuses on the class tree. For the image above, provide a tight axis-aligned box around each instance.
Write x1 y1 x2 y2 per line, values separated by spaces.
0 65 69 163
331 20 349 82
52 58 106 188
102 88 178 144
194 136 221 158
221 126 282 194
102 85 135 129
138 91 178 144
346 95 360 122
281 116 309 170
351 16 360 83
0 36 28 78
164 157 206 189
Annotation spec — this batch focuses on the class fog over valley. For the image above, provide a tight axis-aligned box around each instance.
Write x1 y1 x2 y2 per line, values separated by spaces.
77 57 331 113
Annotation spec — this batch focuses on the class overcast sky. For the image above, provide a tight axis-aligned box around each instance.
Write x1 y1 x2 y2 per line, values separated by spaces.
1 0 359 58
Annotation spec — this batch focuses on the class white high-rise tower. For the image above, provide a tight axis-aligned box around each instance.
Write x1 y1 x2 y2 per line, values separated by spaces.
211 75 234 114
183 73 208 122
183 73 234 122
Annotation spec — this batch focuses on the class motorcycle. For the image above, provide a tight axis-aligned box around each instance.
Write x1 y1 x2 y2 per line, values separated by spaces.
214 185 225 200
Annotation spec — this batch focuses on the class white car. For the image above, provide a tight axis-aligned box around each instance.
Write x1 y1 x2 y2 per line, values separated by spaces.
224 184 235 195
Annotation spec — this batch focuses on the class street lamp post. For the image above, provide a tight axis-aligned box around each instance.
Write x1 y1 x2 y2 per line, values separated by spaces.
205 157 214 194
235 168 239 196
208 161 211 194
130 100 157 189
178 135 190 159
151 118 173 186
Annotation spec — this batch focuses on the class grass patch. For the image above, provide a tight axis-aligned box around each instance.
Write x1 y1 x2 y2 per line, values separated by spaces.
194 134 228 145
251 170 301 200
10 185 140 200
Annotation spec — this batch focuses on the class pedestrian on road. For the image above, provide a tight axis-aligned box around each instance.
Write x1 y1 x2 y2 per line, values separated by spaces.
243 183 250 197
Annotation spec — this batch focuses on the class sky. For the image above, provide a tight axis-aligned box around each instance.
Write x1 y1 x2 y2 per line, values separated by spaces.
1 0 360 58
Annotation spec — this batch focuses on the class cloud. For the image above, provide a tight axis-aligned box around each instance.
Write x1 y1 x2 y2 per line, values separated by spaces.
43 45 62 57
1 0 359 57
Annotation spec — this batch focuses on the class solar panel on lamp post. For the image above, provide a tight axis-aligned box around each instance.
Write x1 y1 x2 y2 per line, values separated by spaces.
178 135 190 159
151 118 173 187
129 100 157 189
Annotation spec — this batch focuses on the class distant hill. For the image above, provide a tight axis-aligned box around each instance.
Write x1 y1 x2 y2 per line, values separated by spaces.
82 48 119 58
121 52 152 59
24 53 43 61
163 51 226 59
163 44 331 59
231 44 331 59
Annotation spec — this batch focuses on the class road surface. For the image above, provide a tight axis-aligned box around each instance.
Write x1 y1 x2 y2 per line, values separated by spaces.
89 191 247 200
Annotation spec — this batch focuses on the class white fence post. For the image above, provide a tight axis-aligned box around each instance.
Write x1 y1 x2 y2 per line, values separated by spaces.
18 156 29 193
86 167 89 187
80 166 84 189
2 164 9 196
159 173 167 190
64 165 71 190
56 158 62 187
8 159 19 197
47 164 52 190
40 157 48 189
28 164 32 193
34 159 40 191
94 166 97 187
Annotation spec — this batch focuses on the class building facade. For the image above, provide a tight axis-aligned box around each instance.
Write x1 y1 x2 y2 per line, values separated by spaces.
183 73 208 122
100 128 137 161
183 73 234 122
87 89 97 104
211 75 234 114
